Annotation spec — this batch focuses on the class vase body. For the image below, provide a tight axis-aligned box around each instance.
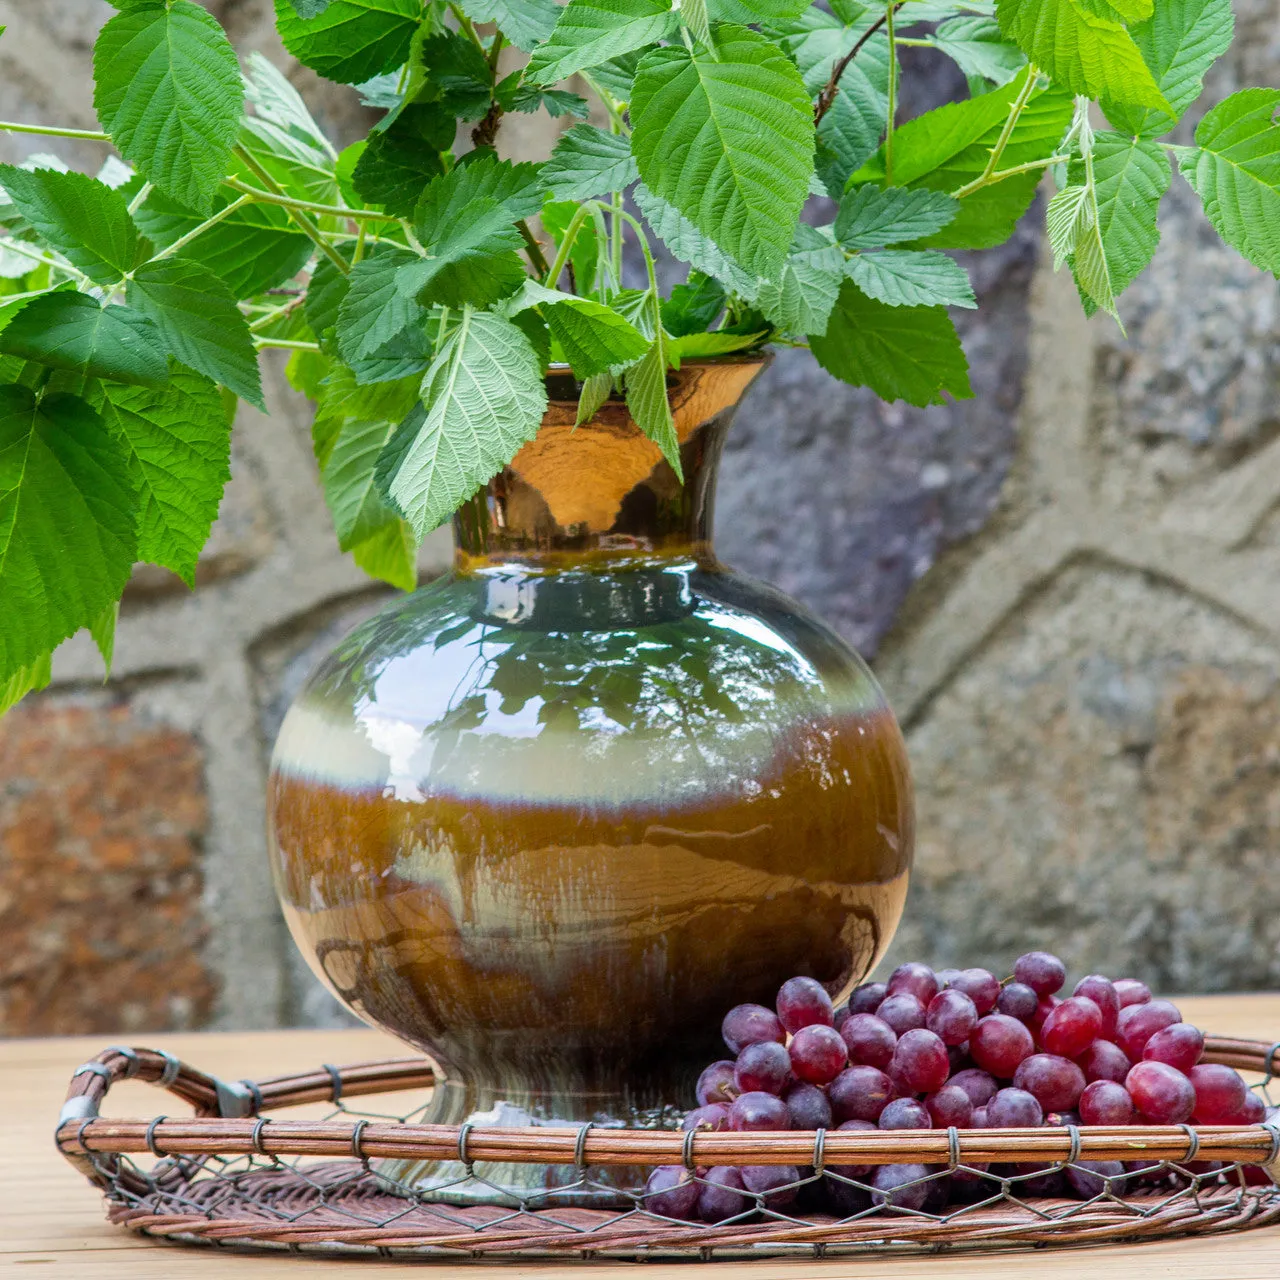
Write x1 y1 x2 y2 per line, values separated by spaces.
267 359 914 1204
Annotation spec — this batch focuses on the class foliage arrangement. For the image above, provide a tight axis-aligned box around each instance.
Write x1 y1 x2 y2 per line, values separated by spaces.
0 0 1273 711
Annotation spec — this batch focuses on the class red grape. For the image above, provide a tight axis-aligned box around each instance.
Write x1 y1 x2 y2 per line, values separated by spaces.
1113 978 1151 1008
1031 995 1060 1037
997 982 1039 1020
935 967 963 989
1078 1039 1131 1084
876 991 926 1036
1079 1079 1135 1125
1126 1061 1195 1123
1066 1161 1127 1199
728 1091 792 1131
833 1004 851 1032
789 1024 848 1085
841 1012 897 1069
735 1040 790 1095
848 981 887 1015
698 1166 748 1222
879 1097 931 1129
927 1085 974 1128
890 1028 950 1094
871 1164 936 1210
783 1081 832 1130
1041 996 1103 1058
742 1164 802 1208
1238 1091 1266 1123
969 1014 1034 1077
1072 975 1119 1039
644 1166 699 1219
1187 1063 1248 1124
683 1102 731 1132
1014 951 1066 996
951 968 1000 1015
948 1067 998 1108
1013 1053 1086 1111
1116 999 1181 1060
987 1087 1044 1128
722 1003 785 1054
1142 1022 1204 1073
829 1065 894 1123
887 961 939 1005
776 976 834 1033
696 1060 738 1105
926 988 979 1045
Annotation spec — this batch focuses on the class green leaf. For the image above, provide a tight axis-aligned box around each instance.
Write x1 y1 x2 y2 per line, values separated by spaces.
312 360 420 466
351 103 452 216
631 27 815 279
0 167 149 285
632 182 759 296
0 652 52 717
1181 88 1280 279
669 329 766 359
127 258 264 407
337 245 428 364
274 0 422 85
811 281 973 406
305 247 354 343
419 32 493 121
0 386 137 678
0 293 167 386
90 600 119 672
526 0 675 86
287 0 333 16
460 0 561 50
711 0 814 17
93 0 244 214
624 324 680 475
680 0 714 49
930 15 1026 85
503 281 651 377
540 125 638 201
243 50 337 159
576 371 613 426
661 272 727 336
754 224 846 336
845 249 978 309
387 308 548 538
543 198 603 295
348 325 433 385
1105 0 1236 139
835 186 961 248
994 0 1172 111
500 81 590 119
324 415 410 550
351 518 417 590
86 364 232 586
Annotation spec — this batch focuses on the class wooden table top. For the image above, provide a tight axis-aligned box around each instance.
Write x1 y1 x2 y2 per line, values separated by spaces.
4 994 1280 1277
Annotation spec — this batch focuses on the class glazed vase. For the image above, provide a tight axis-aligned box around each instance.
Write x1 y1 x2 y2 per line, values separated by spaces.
266 358 915 1204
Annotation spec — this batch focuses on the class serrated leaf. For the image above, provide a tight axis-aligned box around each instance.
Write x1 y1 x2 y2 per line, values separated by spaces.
503 280 650 377
631 27 815 279
1046 181 1092 269
501 81 590 119
0 293 168 386
835 186 961 248
274 0 422 85
86 364 232 586
1181 88 1280 278
994 0 1172 110
681 0 714 49
312 361 421 469
661 272 727 336
1105 0 1235 139
576 371 613 425
0 652 52 717
305 247 354 343
711 0 814 17
930 15 1026 85
351 518 417 590
89 600 118 672
632 182 759 296
419 31 493 121
324 415 409 550
0 166 149 285
0 386 137 678
244 50 337 159
845 249 978 309
93 0 244 214
669 329 766 358
337 245 428 363
540 125 638 201
527 0 675 86
128 258 264 407
624 315 680 476
461 0 561 50
754 224 845 336
349 325 433 385
811 280 973 406
387 308 548 538
288 0 333 15
351 103 451 216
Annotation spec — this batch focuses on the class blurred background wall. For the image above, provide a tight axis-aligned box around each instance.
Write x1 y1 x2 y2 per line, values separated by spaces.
1 0 1278 1037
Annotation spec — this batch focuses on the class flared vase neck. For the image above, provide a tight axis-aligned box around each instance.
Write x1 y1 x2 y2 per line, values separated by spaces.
452 358 767 573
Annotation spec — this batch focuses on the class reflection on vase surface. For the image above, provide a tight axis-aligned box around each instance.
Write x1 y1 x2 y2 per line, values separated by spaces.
266 360 914 1201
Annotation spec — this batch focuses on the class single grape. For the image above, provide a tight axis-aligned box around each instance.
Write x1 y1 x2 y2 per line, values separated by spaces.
1072 975 1120 1039
696 1060 738 1106
722 1003 785 1054
643 1166 700 1219
1014 951 1066 996
782 1081 833 1130
935 967 963 990
847 981 887 1016
871 1163 938 1211
1142 1022 1204 1073
1077 1039 1131 1084
828 1117 878 1180
1066 1161 1128 1199
927 1084 974 1128
1113 978 1152 1008
833 1003 851 1032
997 982 1039 1021
828 1065 894 1124
951 968 1001 1015
1116 999 1181 1060
735 1040 791 1095
948 1067 999 1108
926 988 979 1046
741 1164 801 1208
789 1023 848 1085
1078 1079 1134 1125
886 961 939 1006
683 1102 731 1132
890 1028 950 1094
1238 1091 1266 1123
1187 1063 1248 1124
879 1097 931 1130
1041 997 1103 1059
876 992 926 1036
777 976 834 1033
1126 1061 1195 1124
971 1105 989 1128
697 1166 749 1222
1031 995 1060 1038
969 1014 1034 1078
1013 1053 1086 1112
826 1173 872 1217
841 1012 897 1070
987 1087 1043 1128
728 1091 792 1131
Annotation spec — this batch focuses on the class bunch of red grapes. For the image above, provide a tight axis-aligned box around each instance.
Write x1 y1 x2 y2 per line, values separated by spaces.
644 953 1269 1222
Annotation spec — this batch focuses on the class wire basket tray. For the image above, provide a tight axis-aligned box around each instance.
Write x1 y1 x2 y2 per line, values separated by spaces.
56 1036 1280 1262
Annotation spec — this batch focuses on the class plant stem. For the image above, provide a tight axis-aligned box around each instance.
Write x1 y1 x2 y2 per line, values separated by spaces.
0 120 110 141
543 206 591 288
950 152 1070 198
884 4 899 186
582 73 630 135
222 175 397 223
126 182 153 216
972 63 1040 188
518 220 551 277
148 193 254 263
248 294 306 333
0 238 90 282
610 192 624 291
253 337 320 351
814 5 901 127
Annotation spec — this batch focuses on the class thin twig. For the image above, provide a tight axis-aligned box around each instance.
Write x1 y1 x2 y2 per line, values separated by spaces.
814 5 903 127
518 220 551 278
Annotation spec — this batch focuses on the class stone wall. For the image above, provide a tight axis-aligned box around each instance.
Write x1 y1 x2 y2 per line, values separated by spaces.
0 0 1277 1036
